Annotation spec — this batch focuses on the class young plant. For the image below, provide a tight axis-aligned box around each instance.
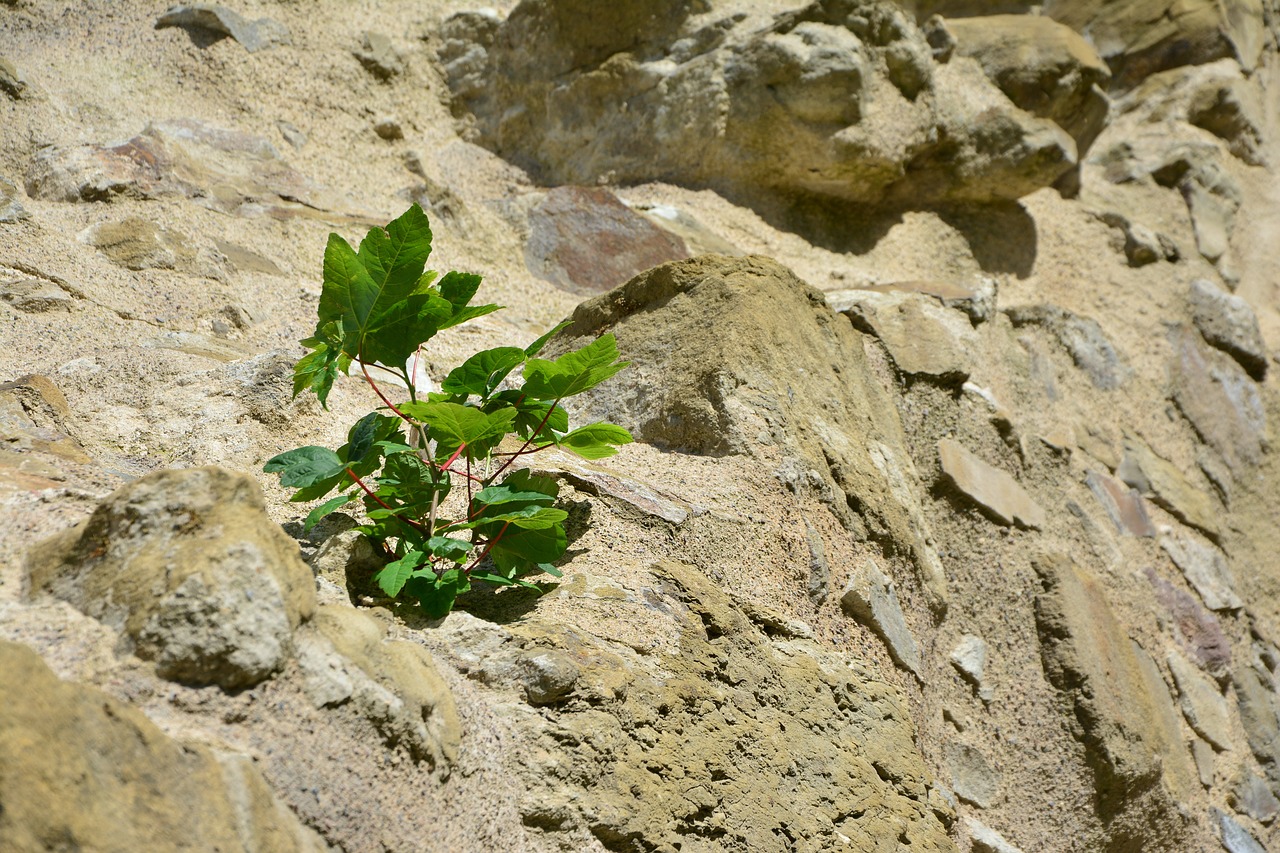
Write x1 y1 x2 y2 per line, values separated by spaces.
265 204 632 617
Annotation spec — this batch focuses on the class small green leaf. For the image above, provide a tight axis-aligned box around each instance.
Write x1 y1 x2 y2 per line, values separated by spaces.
405 569 470 618
264 446 345 489
472 484 556 507
400 401 517 461
375 551 429 598
537 562 563 578
303 493 356 531
426 536 473 563
441 347 526 398
556 422 634 460
521 334 628 401
437 270 482 310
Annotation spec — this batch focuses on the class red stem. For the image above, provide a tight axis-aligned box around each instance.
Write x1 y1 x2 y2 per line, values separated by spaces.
360 360 410 421
465 521 510 576
491 397 563 479
346 467 428 531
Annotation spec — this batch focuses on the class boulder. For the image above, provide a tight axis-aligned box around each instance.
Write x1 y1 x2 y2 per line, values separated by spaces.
26 466 317 689
1034 553 1194 849
521 186 691 295
946 15 1110 156
0 641 326 852
439 0 1076 214
555 254 950 611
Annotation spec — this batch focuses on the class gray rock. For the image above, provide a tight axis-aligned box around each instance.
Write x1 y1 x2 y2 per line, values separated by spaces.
1189 278 1267 380
0 175 29 222
1235 658 1280 794
945 741 1001 808
1005 305 1130 390
938 438 1045 530
1232 771 1280 824
829 290 977 384
1168 649 1234 750
1122 437 1222 542
25 467 317 689
276 120 307 150
836 277 996 323
1086 469 1156 537
1193 738 1216 787
1216 808 1268 853
0 55 28 99
1170 326 1267 476
354 31 403 80
1092 209 1178 267
965 817 1025 853
155 4 291 53
950 634 988 691
516 648 581 705
1161 534 1242 612
523 186 691 296
804 522 829 604
1188 72 1266 167
841 558 922 678
550 464 690 525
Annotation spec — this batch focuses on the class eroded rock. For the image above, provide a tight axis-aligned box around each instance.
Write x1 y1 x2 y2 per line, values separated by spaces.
26 467 316 689
830 289 977 383
155 4 292 53
840 558 923 678
1189 278 1267 380
938 438 1045 529
1143 567 1232 681
1161 533 1242 612
84 216 194 271
0 641 326 852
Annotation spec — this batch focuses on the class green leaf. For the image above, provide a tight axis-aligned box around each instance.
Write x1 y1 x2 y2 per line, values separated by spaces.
524 320 572 357
426 536 473 563
264 446 345 488
375 550 429 598
537 562 563 578
359 290 453 367
318 233 380 338
404 569 470 618
556 422 634 460
400 401 517 461
503 468 560 500
521 334 628 401
454 505 568 531
380 451 449 503
438 302 502 331
491 391 569 440
437 270 481 310
292 343 342 407
355 203 433 303
441 347 526 398
472 484 556 507
490 523 567 565
303 493 356 531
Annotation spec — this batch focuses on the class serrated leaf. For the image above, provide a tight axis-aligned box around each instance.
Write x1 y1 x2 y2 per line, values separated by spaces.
524 320 572 357
304 493 356 531
472 484 556 507
355 203 433 302
359 290 453 367
375 551 429 597
457 505 568 531
556 422 634 460
399 401 517 461
521 334 628 401
438 302 502 331
441 347 526 398
264 446 346 488
537 562 563 578
426 536 473 563
292 344 342 407
437 270 482 310
490 523 567 564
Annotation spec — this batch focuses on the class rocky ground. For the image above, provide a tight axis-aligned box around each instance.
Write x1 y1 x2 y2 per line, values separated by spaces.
3 1 1280 851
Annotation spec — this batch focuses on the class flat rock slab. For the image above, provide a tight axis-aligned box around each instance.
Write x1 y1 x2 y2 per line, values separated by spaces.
1121 437 1221 541
1086 469 1155 537
524 187 690 295
830 290 977 383
1216 808 1267 853
840 559 922 678
1167 649 1233 750
965 817 1025 853
1170 326 1267 476
938 438 1045 529
1161 534 1242 612
1143 567 1231 681
945 741 1002 808
1189 278 1267 379
1006 304 1130 390
156 4 291 53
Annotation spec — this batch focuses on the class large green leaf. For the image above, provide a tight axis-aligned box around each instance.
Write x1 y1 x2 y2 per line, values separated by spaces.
400 401 517 461
356 203 433 303
264 446 345 488
521 334 628 400
359 290 454 367
555 422 634 460
490 523 567 565
375 550 429 597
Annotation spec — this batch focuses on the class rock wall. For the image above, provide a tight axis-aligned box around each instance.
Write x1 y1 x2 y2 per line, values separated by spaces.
3 1 1280 852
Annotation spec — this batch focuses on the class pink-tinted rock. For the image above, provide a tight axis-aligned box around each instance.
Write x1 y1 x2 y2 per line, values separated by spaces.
524 186 690 295
1143 567 1232 682
939 439 1046 529
1086 470 1155 537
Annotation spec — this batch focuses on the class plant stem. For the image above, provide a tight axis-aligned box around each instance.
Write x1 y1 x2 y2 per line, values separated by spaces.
465 521 510 575
491 397 563 479
345 467 428 532
360 360 409 420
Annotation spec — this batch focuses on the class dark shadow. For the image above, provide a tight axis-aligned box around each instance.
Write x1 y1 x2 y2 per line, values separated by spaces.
157 24 231 50
936 201 1038 278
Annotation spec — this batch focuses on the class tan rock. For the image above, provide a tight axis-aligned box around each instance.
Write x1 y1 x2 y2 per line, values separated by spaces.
0 641 325 852
1161 533 1242 612
938 438 1045 529
1168 649 1234 750
1121 437 1222 541
829 289 977 383
84 216 194 271
26 467 317 689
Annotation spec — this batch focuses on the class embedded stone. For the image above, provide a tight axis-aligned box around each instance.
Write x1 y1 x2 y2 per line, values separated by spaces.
1168 649 1234 750
1189 278 1267 380
830 290 977 383
841 558 922 678
155 4 291 53
1161 534 1242 612
938 438 1045 529
1086 469 1155 537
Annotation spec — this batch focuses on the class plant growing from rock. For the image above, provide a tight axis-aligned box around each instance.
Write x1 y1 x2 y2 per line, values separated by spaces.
265 204 631 617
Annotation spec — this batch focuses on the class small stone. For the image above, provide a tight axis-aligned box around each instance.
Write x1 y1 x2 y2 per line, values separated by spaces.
840 558 922 678
1232 770 1280 824
1188 278 1267 380
831 290 977 384
950 634 987 689
1161 534 1242 612
1143 567 1232 681
837 277 995 323
1168 649 1234 750
1085 470 1155 537
965 817 1025 853
0 278 72 313
374 116 405 140
518 649 580 705
1192 738 1216 787
0 55 28 99
1122 437 1221 541
804 523 829 604
1216 808 1268 853
1234 659 1280 796
276 120 306 150
1006 305 1130 391
155 4 291 53
0 175 29 222
354 31 403 80
85 217 190 271
945 742 1001 808
938 438 1046 529
1170 326 1266 477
